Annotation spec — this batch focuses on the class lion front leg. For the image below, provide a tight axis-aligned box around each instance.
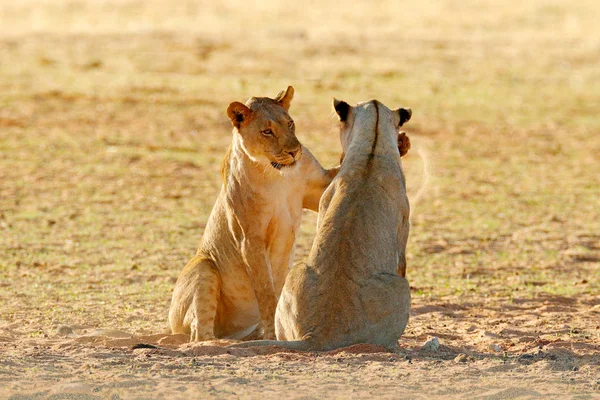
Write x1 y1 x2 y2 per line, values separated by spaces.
254 290 278 340
249 273 278 340
241 243 279 340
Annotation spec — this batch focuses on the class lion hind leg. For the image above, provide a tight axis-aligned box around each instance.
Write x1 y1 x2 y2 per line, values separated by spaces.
169 256 221 342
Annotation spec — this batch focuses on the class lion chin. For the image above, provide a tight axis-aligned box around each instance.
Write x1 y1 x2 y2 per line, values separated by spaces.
270 160 296 170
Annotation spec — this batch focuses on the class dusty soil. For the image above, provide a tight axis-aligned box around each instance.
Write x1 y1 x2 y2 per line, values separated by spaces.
1 0 599 398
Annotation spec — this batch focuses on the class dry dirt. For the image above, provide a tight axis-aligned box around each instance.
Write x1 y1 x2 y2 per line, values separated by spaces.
1 0 599 399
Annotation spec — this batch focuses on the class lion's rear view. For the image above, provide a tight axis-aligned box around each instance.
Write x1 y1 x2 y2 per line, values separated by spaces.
231 99 412 352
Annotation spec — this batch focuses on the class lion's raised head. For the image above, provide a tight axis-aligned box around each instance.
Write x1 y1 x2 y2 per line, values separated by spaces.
227 86 302 170
332 99 412 163
333 99 412 153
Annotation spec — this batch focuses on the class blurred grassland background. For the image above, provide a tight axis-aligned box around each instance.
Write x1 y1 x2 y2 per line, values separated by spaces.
0 0 598 335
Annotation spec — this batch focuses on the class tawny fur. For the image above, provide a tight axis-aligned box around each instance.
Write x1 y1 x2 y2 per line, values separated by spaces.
169 87 339 341
230 99 413 351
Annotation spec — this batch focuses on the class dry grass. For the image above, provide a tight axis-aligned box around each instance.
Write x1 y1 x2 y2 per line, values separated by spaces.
0 0 599 398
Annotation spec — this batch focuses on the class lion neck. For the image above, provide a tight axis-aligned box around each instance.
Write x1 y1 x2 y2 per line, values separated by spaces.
340 103 400 175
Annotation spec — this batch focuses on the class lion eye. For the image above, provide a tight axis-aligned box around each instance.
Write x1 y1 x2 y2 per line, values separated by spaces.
261 129 274 136
288 120 294 128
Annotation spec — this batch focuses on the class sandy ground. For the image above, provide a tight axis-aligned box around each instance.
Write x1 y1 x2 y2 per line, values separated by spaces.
2 292 599 399
1 0 599 398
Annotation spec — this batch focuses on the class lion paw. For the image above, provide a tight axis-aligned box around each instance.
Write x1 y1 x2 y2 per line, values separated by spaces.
190 320 215 342
261 325 276 340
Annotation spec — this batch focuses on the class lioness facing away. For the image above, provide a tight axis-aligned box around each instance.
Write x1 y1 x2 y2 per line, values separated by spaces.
231 99 412 351
169 86 340 341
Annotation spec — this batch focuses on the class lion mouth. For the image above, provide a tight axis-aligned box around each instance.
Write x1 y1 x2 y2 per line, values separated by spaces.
271 160 296 170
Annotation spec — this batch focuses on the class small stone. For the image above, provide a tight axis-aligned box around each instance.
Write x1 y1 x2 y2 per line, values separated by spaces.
56 325 74 337
421 336 440 352
454 353 469 363
489 344 502 353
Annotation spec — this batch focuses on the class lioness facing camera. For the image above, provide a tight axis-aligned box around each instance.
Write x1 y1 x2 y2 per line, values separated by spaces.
169 86 340 341
230 99 412 351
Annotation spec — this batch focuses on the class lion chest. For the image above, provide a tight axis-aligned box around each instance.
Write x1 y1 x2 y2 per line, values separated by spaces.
265 195 303 294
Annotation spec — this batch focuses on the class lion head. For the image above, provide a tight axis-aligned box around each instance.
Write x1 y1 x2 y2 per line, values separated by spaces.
227 86 303 170
333 99 412 163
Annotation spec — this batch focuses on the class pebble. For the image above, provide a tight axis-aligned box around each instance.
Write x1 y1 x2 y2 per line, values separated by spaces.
421 336 440 352
489 344 502 353
454 353 469 363
56 325 75 337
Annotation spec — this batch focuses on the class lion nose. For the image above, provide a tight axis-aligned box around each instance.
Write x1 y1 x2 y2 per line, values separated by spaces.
287 147 301 160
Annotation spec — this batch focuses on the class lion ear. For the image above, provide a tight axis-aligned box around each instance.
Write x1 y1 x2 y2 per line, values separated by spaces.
397 107 412 127
333 98 350 122
227 101 251 129
274 86 295 110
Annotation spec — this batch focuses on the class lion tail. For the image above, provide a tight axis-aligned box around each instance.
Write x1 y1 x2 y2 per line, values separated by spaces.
408 139 433 216
227 339 312 351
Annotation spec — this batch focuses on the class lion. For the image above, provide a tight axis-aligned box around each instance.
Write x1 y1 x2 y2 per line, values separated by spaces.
168 86 341 341
229 98 413 351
